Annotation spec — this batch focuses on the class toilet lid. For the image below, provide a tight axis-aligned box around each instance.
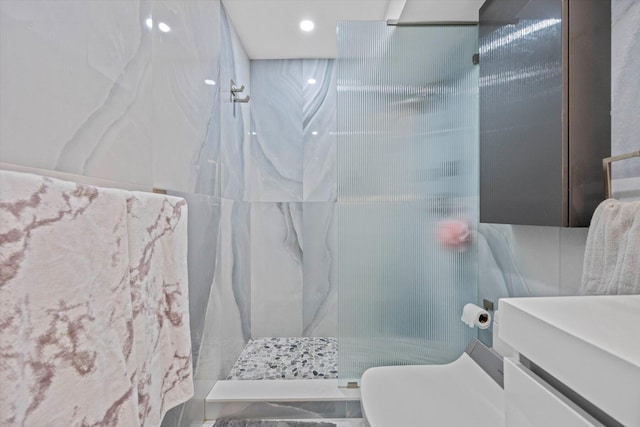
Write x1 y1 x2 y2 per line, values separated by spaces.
360 353 504 427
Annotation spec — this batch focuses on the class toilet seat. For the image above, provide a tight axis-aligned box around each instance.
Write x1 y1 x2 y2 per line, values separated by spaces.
360 353 504 427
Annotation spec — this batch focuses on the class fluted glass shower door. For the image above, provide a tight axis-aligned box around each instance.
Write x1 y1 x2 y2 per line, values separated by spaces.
336 22 479 385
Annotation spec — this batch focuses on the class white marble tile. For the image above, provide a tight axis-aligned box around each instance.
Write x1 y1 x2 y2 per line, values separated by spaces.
510 225 561 297
479 224 590 301
219 5 251 201
249 60 304 202
303 203 337 337
219 198 252 373
251 202 304 337
0 0 153 187
612 176 640 201
612 0 640 180
151 0 221 195
478 224 532 304
559 228 589 296
303 59 337 202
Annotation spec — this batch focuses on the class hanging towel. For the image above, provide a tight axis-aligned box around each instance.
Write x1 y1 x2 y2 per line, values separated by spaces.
0 170 193 426
0 170 140 426
126 192 192 426
580 198 640 295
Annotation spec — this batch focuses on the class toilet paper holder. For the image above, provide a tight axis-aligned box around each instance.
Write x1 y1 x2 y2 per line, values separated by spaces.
461 303 492 329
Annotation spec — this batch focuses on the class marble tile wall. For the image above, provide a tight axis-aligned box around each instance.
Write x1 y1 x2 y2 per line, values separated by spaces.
220 6 252 201
251 202 304 337
0 0 253 200
303 203 338 337
247 59 337 202
249 59 337 202
167 5 252 427
478 225 589 304
247 59 338 338
303 60 338 203
151 0 221 195
0 0 153 186
218 199 253 371
250 60 304 202
248 201 338 338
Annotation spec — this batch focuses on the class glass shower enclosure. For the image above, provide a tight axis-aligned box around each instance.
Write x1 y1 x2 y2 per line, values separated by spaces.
336 22 480 386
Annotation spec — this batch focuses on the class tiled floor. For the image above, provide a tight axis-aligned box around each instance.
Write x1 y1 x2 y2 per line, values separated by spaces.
227 337 338 380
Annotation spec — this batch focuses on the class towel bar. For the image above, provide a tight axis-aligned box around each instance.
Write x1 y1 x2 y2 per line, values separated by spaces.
603 150 640 198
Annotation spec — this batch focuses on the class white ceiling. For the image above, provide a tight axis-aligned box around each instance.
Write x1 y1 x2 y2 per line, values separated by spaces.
222 0 487 59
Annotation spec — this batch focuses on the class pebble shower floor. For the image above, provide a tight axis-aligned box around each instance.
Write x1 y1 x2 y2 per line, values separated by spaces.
226 337 338 380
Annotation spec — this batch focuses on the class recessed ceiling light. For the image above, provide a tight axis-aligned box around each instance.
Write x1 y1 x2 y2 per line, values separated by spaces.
311 131 318 136
158 22 171 32
307 78 317 85
145 18 153 29
204 79 216 85
300 20 314 32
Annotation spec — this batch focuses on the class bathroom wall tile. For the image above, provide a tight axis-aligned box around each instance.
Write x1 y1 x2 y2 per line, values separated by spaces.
479 224 590 348
218 198 252 373
559 228 589 296
251 202 304 337
219 5 251 201
303 202 337 337
249 60 304 202
303 59 337 202
480 224 591 300
0 0 153 187
612 176 640 201
510 225 561 296
478 224 532 305
612 0 640 180
152 0 221 195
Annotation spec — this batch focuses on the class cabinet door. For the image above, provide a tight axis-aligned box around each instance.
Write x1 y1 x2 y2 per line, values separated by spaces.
479 0 610 227
505 358 604 427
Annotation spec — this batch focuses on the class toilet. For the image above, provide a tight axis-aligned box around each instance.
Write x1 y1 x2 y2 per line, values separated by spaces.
360 316 511 427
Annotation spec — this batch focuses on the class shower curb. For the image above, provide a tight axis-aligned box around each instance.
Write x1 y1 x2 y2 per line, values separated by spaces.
205 380 361 420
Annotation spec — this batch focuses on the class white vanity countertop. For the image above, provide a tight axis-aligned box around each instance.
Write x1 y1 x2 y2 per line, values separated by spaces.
499 295 640 427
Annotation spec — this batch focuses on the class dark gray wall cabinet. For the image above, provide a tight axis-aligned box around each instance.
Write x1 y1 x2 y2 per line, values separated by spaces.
479 0 611 227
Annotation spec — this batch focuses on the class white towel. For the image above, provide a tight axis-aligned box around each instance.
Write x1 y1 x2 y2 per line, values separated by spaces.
580 198 640 295
0 170 140 426
126 192 192 426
